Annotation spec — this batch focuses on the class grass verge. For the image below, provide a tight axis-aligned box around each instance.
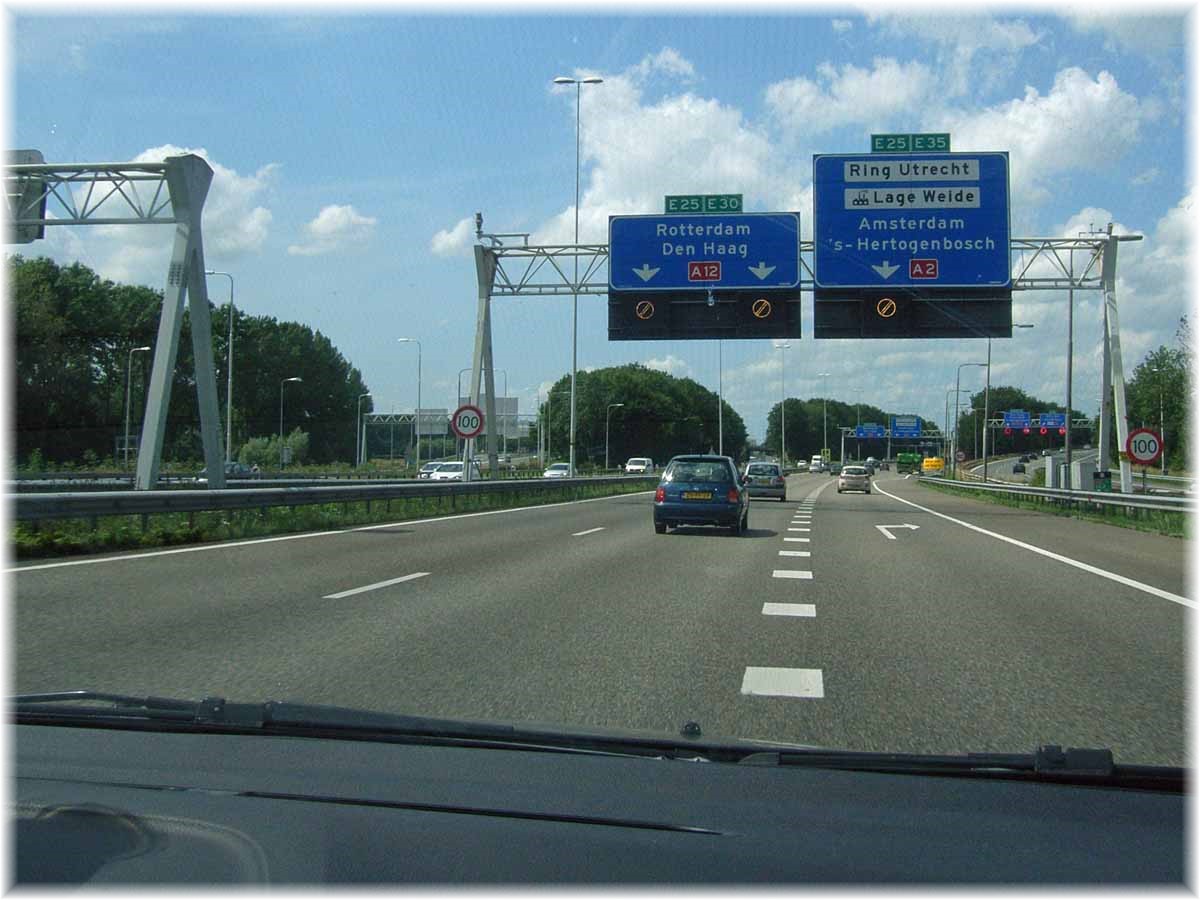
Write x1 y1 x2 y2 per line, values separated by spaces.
12 482 651 561
920 480 1187 538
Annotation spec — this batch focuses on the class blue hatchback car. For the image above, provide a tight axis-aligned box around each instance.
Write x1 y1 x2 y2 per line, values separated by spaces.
653 455 750 536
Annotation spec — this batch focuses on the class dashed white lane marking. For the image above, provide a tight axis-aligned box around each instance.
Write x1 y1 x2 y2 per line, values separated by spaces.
783 537 810 543
787 527 811 532
873 482 1196 610
323 571 429 599
762 603 816 617
571 527 605 537
741 667 824 698
778 550 811 557
772 569 813 580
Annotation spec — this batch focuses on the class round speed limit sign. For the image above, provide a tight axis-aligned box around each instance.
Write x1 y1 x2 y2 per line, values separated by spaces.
450 404 485 440
1125 427 1163 466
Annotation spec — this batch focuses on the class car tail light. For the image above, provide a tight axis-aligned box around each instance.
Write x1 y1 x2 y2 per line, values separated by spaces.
727 488 740 503
772 477 785 486
654 487 665 502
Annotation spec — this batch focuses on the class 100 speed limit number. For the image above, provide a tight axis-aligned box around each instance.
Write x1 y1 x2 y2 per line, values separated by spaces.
1125 427 1163 466
450 404 485 440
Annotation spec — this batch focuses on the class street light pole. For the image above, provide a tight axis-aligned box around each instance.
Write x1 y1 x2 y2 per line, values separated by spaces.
718 340 723 456
356 392 371 466
279 377 301 468
124 345 151 469
982 323 1035 483
954 363 986 477
778 342 790 465
398 339 422 473
205 270 235 463
553 74 602 477
605 403 624 470
817 372 831 463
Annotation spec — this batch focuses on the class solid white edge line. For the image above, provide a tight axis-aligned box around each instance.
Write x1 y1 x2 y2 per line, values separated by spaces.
571 527 605 537
324 572 430 599
772 570 813 580
740 667 824 698
873 482 1195 609
762 603 816 617
10 489 656 573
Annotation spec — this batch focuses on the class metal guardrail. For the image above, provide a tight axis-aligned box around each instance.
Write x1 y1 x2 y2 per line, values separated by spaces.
9 476 657 523
917 476 1195 514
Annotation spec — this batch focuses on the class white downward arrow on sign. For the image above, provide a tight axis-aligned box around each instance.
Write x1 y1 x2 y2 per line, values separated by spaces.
633 264 660 282
875 524 920 540
748 261 777 280
872 260 900 279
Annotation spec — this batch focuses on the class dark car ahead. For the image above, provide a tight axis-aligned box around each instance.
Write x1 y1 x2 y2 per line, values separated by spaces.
743 461 786 501
653 455 749 535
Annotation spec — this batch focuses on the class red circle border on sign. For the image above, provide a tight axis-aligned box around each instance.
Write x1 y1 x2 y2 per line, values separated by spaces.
451 404 485 439
1125 427 1163 466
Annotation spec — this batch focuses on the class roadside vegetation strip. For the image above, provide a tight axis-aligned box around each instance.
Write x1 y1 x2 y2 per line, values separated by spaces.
919 479 1187 538
10 480 650 560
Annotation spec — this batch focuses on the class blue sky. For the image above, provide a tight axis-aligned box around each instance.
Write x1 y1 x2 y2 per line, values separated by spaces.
7 3 1193 444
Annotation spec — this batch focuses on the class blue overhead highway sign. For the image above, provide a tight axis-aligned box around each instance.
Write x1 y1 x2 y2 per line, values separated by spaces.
813 152 1011 289
609 212 801 292
891 415 921 438
1002 410 1031 429
855 423 886 438
1038 412 1066 429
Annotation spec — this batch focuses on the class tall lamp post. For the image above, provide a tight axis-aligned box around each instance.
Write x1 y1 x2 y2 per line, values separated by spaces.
279 377 302 468
1150 366 1167 474
398 338 422 472
356 392 371 466
605 403 624 471
777 341 791 465
981 323 1035 483
945 388 969 461
852 387 864 460
204 270 235 464
954 363 987 477
553 73 603 477
817 372 831 463
124 345 151 469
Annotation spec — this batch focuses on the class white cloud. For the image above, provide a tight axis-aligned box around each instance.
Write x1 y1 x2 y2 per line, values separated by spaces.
430 216 476 257
765 57 938 136
868 14 1042 97
941 68 1147 208
1131 167 1161 187
287 204 377 256
630 47 697 83
1061 11 1186 58
831 19 853 33
644 354 691 376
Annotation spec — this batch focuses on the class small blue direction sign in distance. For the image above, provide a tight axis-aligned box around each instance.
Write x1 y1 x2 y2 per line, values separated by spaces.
855 423 887 439
1002 410 1031 429
1037 412 1066 429
609 212 801 292
890 415 922 438
813 152 1011 289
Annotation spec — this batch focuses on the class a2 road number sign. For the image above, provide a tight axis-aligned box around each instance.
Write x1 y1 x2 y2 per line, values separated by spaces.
451 404 485 440
1125 428 1163 466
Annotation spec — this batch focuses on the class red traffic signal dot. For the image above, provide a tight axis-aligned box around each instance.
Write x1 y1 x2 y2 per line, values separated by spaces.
1004 427 1012 435
1058 427 1066 436
1039 427 1048 435
1022 427 1031 435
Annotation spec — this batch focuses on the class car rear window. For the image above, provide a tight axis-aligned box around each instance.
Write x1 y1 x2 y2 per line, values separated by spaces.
747 464 779 476
842 466 868 475
666 461 732 483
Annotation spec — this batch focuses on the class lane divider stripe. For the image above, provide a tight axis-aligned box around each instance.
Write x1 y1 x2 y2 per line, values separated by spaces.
772 570 813 580
324 571 430 599
762 603 815 617
572 527 605 537
741 667 824 698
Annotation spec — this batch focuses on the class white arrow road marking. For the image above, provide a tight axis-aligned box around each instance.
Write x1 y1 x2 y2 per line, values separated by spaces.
633 264 660 282
748 261 777 280
875 524 920 540
872 260 900 279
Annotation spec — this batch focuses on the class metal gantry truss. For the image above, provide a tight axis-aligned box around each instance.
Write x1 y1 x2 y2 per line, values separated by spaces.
5 154 225 490
483 236 1112 297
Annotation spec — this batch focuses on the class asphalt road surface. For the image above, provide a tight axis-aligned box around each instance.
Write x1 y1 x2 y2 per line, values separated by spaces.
12 471 1189 766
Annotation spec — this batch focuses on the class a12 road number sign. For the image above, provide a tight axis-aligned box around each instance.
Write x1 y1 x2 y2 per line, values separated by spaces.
451 404 485 440
1125 428 1163 466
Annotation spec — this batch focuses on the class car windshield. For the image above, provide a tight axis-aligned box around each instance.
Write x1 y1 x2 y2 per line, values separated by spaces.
9 7 1188 779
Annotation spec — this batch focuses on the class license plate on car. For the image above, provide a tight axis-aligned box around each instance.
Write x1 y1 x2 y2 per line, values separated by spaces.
682 491 711 500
